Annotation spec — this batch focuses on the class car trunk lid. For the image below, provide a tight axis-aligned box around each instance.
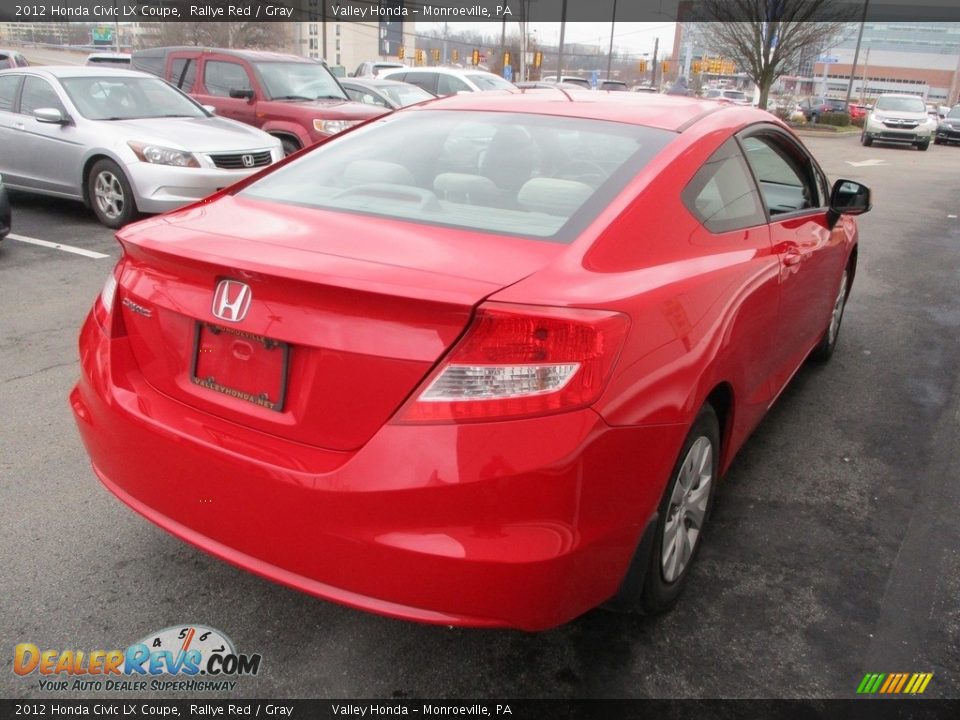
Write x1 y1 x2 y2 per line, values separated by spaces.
114 196 560 451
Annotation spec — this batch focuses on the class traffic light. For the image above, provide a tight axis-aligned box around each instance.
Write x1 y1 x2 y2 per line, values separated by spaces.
431 48 441 64
534 51 543 69
662 60 669 75
639 59 647 73
503 51 510 67
397 47 404 60
415 48 424 66
472 48 480 66
692 60 701 74
452 49 459 63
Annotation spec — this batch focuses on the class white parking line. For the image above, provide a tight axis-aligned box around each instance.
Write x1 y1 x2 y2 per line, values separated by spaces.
7 233 110 259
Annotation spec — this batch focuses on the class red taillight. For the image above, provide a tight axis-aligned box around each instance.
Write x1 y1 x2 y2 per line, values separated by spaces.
397 303 629 423
93 259 125 338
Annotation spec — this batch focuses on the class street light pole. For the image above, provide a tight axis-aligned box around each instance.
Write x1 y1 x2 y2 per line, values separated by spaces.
845 0 869 108
557 0 567 79
606 0 618 81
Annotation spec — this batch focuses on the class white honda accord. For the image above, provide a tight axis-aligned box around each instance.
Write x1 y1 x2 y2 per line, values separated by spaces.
0 66 283 227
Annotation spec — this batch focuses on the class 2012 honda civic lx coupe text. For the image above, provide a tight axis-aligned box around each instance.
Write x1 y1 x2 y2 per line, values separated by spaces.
71 92 871 630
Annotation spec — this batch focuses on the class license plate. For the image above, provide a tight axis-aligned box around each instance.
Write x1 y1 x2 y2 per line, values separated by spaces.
190 323 289 412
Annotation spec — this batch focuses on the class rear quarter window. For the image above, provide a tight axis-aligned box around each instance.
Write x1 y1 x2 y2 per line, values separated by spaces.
682 138 766 233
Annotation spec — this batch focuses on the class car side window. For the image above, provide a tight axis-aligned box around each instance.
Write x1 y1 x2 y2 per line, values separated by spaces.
682 138 766 233
19 76 66 116
437 74 470 96
741 134 820 215
346 88 388 107
0 74 20 112
204 60 252 97
171 58 197 92
402 72 438 95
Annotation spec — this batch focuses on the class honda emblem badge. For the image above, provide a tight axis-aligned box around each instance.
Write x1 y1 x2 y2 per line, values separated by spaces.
212 280 252 323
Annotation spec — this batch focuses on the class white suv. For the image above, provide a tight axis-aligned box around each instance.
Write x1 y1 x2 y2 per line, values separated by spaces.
862 94 937 150
380 67 516 96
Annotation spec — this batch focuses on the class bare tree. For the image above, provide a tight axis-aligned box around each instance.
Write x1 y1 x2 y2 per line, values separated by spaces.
136 22 290 51
689 0 857 108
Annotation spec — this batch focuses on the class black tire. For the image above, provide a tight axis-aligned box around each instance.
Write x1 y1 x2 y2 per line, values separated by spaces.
88 159 138 228
640 404 720 614
861 132 873 147
934 137 943 145
279 137 301 156
810 266 851 363
917 140 930 151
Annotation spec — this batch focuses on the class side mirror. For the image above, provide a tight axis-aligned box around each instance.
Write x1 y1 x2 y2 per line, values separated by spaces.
228 88 255 101
827 179 871 228
34 107 66 124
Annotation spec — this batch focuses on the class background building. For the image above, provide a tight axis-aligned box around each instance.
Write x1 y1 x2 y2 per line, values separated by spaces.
295 20 414 76
816 22 960 104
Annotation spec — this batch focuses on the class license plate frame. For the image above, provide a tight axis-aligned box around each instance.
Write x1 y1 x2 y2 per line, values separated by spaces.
190 322 290 412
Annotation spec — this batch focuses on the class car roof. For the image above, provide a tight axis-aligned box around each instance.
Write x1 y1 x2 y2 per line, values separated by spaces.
411 90 760 132
0 65 152 79
133 46 315 64
343 77 414 88
385 66 498 77
87 52 131 59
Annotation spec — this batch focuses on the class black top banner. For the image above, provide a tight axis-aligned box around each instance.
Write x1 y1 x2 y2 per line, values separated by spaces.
3 0 960 23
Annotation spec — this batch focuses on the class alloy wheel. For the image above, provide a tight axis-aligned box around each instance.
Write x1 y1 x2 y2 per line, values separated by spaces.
828 270 848 346
661 436 714 583
94 171 125 221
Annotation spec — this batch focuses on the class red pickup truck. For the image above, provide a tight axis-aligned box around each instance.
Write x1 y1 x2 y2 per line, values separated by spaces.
132 47 386 154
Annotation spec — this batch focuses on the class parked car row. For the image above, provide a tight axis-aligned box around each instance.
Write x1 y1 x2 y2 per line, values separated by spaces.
2 43 948 234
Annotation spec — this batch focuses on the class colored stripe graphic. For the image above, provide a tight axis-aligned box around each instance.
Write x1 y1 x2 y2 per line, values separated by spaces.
857 673 932 694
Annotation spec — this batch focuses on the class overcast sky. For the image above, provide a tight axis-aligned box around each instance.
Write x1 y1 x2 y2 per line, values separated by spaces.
419 21 677 56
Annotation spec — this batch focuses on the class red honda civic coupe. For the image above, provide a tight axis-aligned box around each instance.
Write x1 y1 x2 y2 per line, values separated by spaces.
71 92 870 630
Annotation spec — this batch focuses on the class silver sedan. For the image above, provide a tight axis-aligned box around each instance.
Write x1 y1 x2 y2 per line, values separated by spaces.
0 66 282 227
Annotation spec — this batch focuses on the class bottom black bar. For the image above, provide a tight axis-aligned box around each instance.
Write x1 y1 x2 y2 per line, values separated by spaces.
2 700 960 720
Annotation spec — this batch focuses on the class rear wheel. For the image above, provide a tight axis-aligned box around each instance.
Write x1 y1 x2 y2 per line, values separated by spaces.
811 268 850 363
640 404 720 614
88 159 138 229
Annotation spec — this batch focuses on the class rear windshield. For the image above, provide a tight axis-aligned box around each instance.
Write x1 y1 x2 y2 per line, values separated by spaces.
875 96 925 113
241 110 673 242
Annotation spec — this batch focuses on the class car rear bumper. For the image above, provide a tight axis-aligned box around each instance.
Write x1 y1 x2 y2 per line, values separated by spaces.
125 159 274 214
70 311 682 630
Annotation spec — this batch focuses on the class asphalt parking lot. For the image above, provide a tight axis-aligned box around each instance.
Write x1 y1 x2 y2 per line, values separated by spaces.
1 132 959 700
